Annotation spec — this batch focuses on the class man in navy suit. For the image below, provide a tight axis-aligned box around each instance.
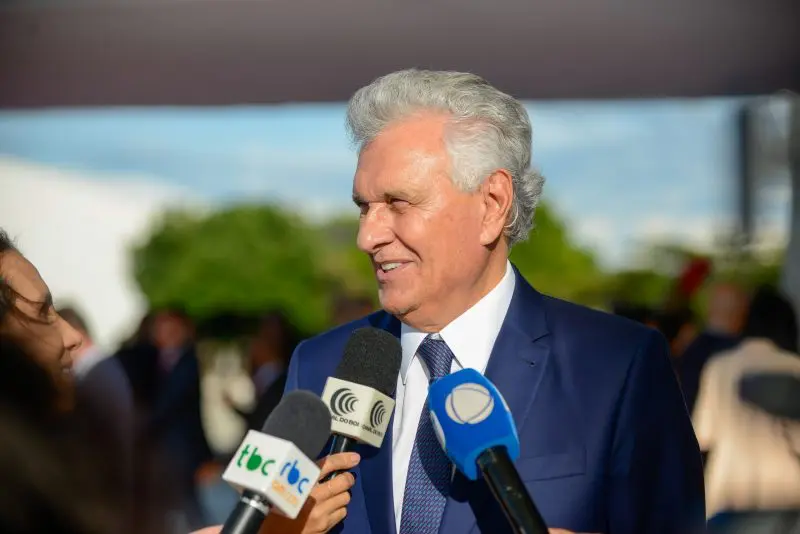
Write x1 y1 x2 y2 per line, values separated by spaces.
284 69 705 534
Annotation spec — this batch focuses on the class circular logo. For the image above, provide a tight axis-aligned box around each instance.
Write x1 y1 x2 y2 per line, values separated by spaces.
444 383 494 424
330 388 359 416
369 400 387 428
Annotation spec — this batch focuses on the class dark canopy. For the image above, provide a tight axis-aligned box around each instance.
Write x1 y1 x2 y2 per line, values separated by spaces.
0 0 798 108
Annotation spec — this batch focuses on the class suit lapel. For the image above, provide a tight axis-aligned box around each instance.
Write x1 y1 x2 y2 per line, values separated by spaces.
439 268 552 534
359 312 401 534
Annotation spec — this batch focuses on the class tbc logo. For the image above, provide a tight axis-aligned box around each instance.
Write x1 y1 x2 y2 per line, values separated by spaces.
236 445 276 476
369 400 387 428
445 383 494 424
330 388 358 416
280 460 311 495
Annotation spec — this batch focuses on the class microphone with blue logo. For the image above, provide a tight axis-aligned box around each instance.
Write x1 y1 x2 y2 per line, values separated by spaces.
220 390 332 534
428 368 549 534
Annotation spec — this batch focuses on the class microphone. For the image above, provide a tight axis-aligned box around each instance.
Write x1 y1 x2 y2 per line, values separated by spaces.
220 390 332 534
319 326 402 482
427 368 549 534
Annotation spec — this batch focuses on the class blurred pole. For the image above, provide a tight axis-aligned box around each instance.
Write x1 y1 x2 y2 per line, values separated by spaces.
738 104 755 244
780 95 800 344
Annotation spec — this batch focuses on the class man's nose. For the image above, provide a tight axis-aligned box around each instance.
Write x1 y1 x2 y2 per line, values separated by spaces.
356 205 394 254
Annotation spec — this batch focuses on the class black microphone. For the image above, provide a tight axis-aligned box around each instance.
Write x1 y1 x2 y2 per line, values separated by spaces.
319 326 402 482
220 390 332 534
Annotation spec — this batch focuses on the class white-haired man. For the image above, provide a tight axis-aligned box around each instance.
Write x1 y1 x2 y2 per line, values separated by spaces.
283 70 705 534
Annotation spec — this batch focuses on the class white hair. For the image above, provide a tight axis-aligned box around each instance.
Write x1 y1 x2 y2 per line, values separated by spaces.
346 69 545 247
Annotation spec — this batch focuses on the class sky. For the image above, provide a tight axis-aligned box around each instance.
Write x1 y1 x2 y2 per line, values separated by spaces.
0 98 793 346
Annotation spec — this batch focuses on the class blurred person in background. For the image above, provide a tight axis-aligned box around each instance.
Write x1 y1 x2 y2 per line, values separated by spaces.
331 294 376 325
693 285 800 519
653 256 714 360
144 307 214 530
58 306 135 486
225 311 298 432
679 282 748 414
656 306 698 359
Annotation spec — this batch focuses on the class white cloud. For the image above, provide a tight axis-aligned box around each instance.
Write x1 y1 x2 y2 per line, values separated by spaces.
570 216 623 267
0 156 199 350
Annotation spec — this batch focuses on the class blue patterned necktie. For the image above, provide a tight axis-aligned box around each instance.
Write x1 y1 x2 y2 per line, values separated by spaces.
399 334 455 534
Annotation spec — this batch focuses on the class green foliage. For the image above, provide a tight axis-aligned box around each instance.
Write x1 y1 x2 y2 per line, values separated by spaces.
510 203 606 306
314 216 378 304
133 200 611 334
131 201 785 337
605 269 673 308
133 205 332 334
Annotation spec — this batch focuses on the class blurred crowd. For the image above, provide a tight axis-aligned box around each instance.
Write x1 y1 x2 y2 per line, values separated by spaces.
2 226 800 533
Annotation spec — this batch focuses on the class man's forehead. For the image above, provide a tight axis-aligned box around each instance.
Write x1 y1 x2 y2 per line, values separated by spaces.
354 149 445 193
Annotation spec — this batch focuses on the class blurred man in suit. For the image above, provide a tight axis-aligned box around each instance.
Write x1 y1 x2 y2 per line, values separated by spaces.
147 308 212 528
679 282 748 414
227 311 298 432
283 69 705 534
59 306 134 462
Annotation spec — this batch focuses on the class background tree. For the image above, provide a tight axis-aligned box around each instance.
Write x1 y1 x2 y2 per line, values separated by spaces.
510 202 606 306
132 205 333 335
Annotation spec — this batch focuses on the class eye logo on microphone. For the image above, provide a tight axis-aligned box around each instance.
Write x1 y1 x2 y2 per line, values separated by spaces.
330 388 359 417
369 400 387 428
445 383 494 424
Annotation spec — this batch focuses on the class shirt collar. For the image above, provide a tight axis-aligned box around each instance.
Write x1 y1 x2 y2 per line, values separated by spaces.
399 260 516 384
72 345 106 379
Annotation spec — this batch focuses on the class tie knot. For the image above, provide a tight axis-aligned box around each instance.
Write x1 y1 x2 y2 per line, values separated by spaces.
417 335 454 382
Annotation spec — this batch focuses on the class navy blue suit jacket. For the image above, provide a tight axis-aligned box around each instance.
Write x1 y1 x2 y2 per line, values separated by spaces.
285 268 706 534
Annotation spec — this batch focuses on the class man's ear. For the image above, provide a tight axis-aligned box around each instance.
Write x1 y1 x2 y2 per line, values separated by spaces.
479 170 514 246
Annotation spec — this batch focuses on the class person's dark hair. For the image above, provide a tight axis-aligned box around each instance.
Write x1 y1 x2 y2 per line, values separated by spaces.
656 306 695 346
58 306 91 338
256 310 301 364
0 336 61 424
742 285 799 353
0 229 19 326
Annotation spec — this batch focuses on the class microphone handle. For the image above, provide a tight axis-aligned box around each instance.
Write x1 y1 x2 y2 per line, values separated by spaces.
319 434 357 483
476 446 549 534
220 491 271 534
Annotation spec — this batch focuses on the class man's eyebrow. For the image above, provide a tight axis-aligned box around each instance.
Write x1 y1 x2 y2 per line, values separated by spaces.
352 193 367 206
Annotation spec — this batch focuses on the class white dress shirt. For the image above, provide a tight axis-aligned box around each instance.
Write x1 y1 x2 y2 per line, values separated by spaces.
391 260 516 531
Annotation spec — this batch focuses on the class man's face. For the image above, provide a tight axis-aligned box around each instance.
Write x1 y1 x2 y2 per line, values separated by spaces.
152 312 192 351
0 251 82 391
353 114 502 330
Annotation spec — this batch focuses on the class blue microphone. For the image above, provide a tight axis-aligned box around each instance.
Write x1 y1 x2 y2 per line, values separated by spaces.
428 368 548 534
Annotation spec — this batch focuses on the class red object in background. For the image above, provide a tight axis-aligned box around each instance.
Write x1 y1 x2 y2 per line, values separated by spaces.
679 258 713 297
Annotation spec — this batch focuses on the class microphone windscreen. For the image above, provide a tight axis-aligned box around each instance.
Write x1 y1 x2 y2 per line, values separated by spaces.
335 327 402 397
428 368 519 480
262 390 332 459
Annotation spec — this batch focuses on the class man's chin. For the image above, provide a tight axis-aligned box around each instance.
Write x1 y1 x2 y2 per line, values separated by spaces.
379 298 417 321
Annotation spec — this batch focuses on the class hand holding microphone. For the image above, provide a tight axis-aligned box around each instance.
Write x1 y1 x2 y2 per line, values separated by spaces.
262 452 360 534
219 390 333 534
